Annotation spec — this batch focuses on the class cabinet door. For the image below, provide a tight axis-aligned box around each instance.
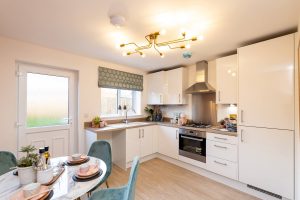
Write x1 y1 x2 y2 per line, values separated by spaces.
238 126 294 199
152 125 159 153
166 68 183 104
216 55 237 104
238 34 294 130
140 126 153 157
158 126 179 159
146 71 166 105
126 128 141 162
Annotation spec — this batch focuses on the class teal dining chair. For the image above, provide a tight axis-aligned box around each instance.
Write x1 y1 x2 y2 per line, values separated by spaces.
89 156 140 200
88 140 112 191
0 151 17 176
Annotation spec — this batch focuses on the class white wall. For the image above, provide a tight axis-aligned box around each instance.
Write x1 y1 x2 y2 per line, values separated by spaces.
0 36 146 155
296 17 300 200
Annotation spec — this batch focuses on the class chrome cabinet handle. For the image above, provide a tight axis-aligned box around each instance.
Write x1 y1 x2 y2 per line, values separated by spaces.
176 130 178 139
214 136 227 140
241 129 244 142
181 135 203 142
179 94 181 103
241 110 244 123
218 91 221 102
142 129 144 138
138 129 141 139
214 145 227 149
214 160 227 166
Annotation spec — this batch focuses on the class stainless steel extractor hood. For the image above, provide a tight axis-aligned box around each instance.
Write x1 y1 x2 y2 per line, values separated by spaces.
185 60 215 94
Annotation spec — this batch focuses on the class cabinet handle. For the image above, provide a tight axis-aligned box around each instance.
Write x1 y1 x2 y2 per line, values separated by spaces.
218 91 221 102
139 129 141 139
142 129 144 138
241 110 244 123
176 130 178 139
214 136 227 140
241 129 244 142
178 94 181 103
214 145 227 149
214 160 227 166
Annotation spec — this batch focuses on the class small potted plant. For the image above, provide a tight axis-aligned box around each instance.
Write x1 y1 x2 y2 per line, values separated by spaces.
144 107 154 121
92 116 105 128
17 145 38 185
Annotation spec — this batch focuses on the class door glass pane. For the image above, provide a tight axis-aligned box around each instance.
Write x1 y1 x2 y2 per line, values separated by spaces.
101 88 118 115
27 73 69 128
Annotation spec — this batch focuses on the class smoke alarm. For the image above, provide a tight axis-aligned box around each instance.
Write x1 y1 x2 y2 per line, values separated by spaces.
110 15 126 28
183 51 192 59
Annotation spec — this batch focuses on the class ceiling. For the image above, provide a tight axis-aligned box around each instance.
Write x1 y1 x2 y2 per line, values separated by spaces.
0 0 298 71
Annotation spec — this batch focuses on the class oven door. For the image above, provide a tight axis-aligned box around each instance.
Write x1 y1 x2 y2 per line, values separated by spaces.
179 134 206 163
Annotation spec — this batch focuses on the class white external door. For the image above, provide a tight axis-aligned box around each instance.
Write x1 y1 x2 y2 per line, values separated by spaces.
18 63 76 157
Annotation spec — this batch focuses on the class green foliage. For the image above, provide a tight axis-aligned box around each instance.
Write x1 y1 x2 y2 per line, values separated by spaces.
92 116 101 125
17 145 39 167
144 107 154 115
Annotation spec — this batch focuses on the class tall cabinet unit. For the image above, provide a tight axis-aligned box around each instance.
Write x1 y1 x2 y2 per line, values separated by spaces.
146 67 187 105
216 54 237 104
238 34 295 199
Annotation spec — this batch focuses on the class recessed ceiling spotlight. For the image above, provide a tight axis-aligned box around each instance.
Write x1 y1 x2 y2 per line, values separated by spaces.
110 15 126 28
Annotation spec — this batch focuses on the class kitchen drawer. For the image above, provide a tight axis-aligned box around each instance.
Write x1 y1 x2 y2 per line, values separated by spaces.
207 132 237 145
207 156 238 180
206 140 237 162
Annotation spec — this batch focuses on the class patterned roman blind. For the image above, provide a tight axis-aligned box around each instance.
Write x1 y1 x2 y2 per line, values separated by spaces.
98 67 143 91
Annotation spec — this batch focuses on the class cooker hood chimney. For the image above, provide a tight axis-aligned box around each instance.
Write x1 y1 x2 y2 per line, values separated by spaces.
185 60 215 94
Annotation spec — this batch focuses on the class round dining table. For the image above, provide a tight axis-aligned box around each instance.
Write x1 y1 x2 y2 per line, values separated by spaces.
0 156 107 200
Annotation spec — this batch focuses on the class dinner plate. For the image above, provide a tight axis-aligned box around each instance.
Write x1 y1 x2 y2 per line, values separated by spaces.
10 185 51 200
76 164 99 178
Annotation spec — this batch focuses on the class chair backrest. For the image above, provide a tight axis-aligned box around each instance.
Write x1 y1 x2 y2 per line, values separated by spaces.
87 140 112 176
124 157 140 200
0 151 17 176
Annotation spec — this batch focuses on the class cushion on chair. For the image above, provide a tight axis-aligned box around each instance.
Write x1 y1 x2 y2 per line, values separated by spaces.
0 151 17 176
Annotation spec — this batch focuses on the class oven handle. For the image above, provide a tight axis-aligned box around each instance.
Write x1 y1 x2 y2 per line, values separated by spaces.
180 135 204 142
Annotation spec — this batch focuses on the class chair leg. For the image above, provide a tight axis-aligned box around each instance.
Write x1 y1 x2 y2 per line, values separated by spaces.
87 191 91 197
105 181 109 188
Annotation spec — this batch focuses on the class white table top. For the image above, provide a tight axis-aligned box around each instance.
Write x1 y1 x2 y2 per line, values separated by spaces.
0 156 107 200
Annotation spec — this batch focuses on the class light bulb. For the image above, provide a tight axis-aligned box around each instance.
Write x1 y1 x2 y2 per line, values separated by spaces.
198 35 204 40
122 52 127 56
159 29 166 35
186 43 191 49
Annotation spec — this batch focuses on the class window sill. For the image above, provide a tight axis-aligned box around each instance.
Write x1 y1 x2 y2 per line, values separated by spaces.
101 114 145 121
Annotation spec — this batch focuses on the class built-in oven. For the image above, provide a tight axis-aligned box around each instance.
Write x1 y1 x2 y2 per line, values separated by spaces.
179 128 206 163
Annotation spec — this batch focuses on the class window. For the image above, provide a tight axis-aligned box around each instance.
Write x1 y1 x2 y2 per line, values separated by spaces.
27 73 69 127
101 88 141 117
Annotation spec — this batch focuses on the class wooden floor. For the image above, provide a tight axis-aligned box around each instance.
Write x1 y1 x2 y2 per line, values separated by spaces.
102 158 259 200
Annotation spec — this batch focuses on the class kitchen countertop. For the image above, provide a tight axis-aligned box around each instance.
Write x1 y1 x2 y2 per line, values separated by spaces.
86 121 237 137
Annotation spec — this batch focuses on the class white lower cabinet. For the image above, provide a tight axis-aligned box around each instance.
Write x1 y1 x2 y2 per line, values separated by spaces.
238 126 294 199
126 126 154 162
206 156 238 180
158 126 179 160
206 132 238 180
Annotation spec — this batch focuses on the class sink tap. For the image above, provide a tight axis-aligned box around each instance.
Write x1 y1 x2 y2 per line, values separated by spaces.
121 105 136 124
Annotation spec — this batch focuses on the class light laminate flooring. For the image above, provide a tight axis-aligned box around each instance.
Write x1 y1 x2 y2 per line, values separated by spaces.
102 158 259 200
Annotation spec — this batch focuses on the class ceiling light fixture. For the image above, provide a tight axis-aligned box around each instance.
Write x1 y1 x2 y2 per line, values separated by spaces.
119 31 198 57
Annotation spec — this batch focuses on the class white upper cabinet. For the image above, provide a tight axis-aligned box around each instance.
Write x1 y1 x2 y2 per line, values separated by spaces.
165 67 187 104
238 34 295 130
216 55 237 104
146 67 187 105
146 71 166 105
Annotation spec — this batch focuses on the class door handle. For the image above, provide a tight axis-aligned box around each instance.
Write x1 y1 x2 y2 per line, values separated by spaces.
214 145 227 149
218 91 221 102
214 160 227 166
241 129 244 142
241 110 244 123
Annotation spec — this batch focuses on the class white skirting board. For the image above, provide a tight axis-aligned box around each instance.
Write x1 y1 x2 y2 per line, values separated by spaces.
125 153 290 200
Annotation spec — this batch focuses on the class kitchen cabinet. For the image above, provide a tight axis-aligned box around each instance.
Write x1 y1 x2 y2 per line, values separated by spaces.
238 34 295 130
146 71 166 105
238 126 294 199
146 67 187 105
126 126 154 162
206 132 238 180
216 55 237 104
158 126 179 159
165 67 187 104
